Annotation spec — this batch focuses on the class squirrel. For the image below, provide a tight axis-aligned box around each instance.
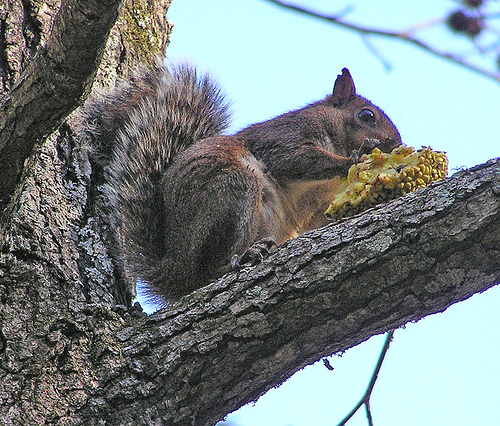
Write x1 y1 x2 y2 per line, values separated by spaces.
78 61 401 305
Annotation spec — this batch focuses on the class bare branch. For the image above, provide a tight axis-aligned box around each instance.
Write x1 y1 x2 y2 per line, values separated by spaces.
361 36 393 71
399 17 445 36
261 0 500 83
0 0 124 208
79 159 500 425
337 331 395 426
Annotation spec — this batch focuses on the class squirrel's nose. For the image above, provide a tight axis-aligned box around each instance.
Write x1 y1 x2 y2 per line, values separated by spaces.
377 137 403 152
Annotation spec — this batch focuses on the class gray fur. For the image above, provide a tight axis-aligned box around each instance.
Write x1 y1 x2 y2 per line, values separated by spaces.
78 61 230 305
77 63 401 306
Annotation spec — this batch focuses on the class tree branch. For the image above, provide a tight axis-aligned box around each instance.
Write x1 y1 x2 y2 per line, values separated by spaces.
261 0 500 83
337 330 395 426
78 158 500 425
0 0 124 208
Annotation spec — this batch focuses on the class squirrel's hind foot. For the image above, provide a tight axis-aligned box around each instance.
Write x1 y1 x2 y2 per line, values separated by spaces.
231 238 277 270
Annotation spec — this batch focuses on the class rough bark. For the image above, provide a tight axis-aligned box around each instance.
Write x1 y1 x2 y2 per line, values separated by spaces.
0 0 173 209
0 1 499 425
0 0 172 424
0 0 124 208
1 146 498 424
78 159 500 425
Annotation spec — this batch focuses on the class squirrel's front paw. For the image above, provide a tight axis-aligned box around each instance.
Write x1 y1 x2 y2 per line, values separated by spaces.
231 238 277 270
351 138 380 163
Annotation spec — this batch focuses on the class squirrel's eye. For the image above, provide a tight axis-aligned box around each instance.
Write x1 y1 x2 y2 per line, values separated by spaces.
358 108 376 124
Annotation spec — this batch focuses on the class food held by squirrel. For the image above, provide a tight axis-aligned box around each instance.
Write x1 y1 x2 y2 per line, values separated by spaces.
78 62 402 305
325 146 448 220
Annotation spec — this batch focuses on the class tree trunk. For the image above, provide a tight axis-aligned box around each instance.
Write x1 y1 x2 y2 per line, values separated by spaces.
0 1 499 425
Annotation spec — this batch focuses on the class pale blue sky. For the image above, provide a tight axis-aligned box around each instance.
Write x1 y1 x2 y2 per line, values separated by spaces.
160 1 500 425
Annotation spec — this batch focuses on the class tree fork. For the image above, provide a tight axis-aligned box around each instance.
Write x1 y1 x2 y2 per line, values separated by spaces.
0 0 125 208
0 1 499 424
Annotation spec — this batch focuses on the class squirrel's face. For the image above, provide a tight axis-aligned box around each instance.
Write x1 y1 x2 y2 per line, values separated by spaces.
344 97 402 155
330 68 402 157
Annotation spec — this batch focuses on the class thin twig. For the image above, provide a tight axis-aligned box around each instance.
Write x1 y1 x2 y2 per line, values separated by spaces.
399 16 444 37
361 35 393 71
261 0 500 83
336 330 395 426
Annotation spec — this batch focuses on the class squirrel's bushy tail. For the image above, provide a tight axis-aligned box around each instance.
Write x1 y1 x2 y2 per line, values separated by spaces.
79 61 231 301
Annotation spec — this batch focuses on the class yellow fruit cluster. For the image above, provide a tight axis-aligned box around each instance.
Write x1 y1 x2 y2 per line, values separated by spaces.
325 146 448 220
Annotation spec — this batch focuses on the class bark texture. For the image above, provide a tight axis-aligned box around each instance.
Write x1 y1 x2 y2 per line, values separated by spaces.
0 0 123 208
1 149 498 424
80 159 500 425
0 0 173 208
0 1 499 425
0 0 172 423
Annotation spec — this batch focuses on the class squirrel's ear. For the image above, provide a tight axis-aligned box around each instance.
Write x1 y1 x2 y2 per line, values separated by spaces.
332 68 356 101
